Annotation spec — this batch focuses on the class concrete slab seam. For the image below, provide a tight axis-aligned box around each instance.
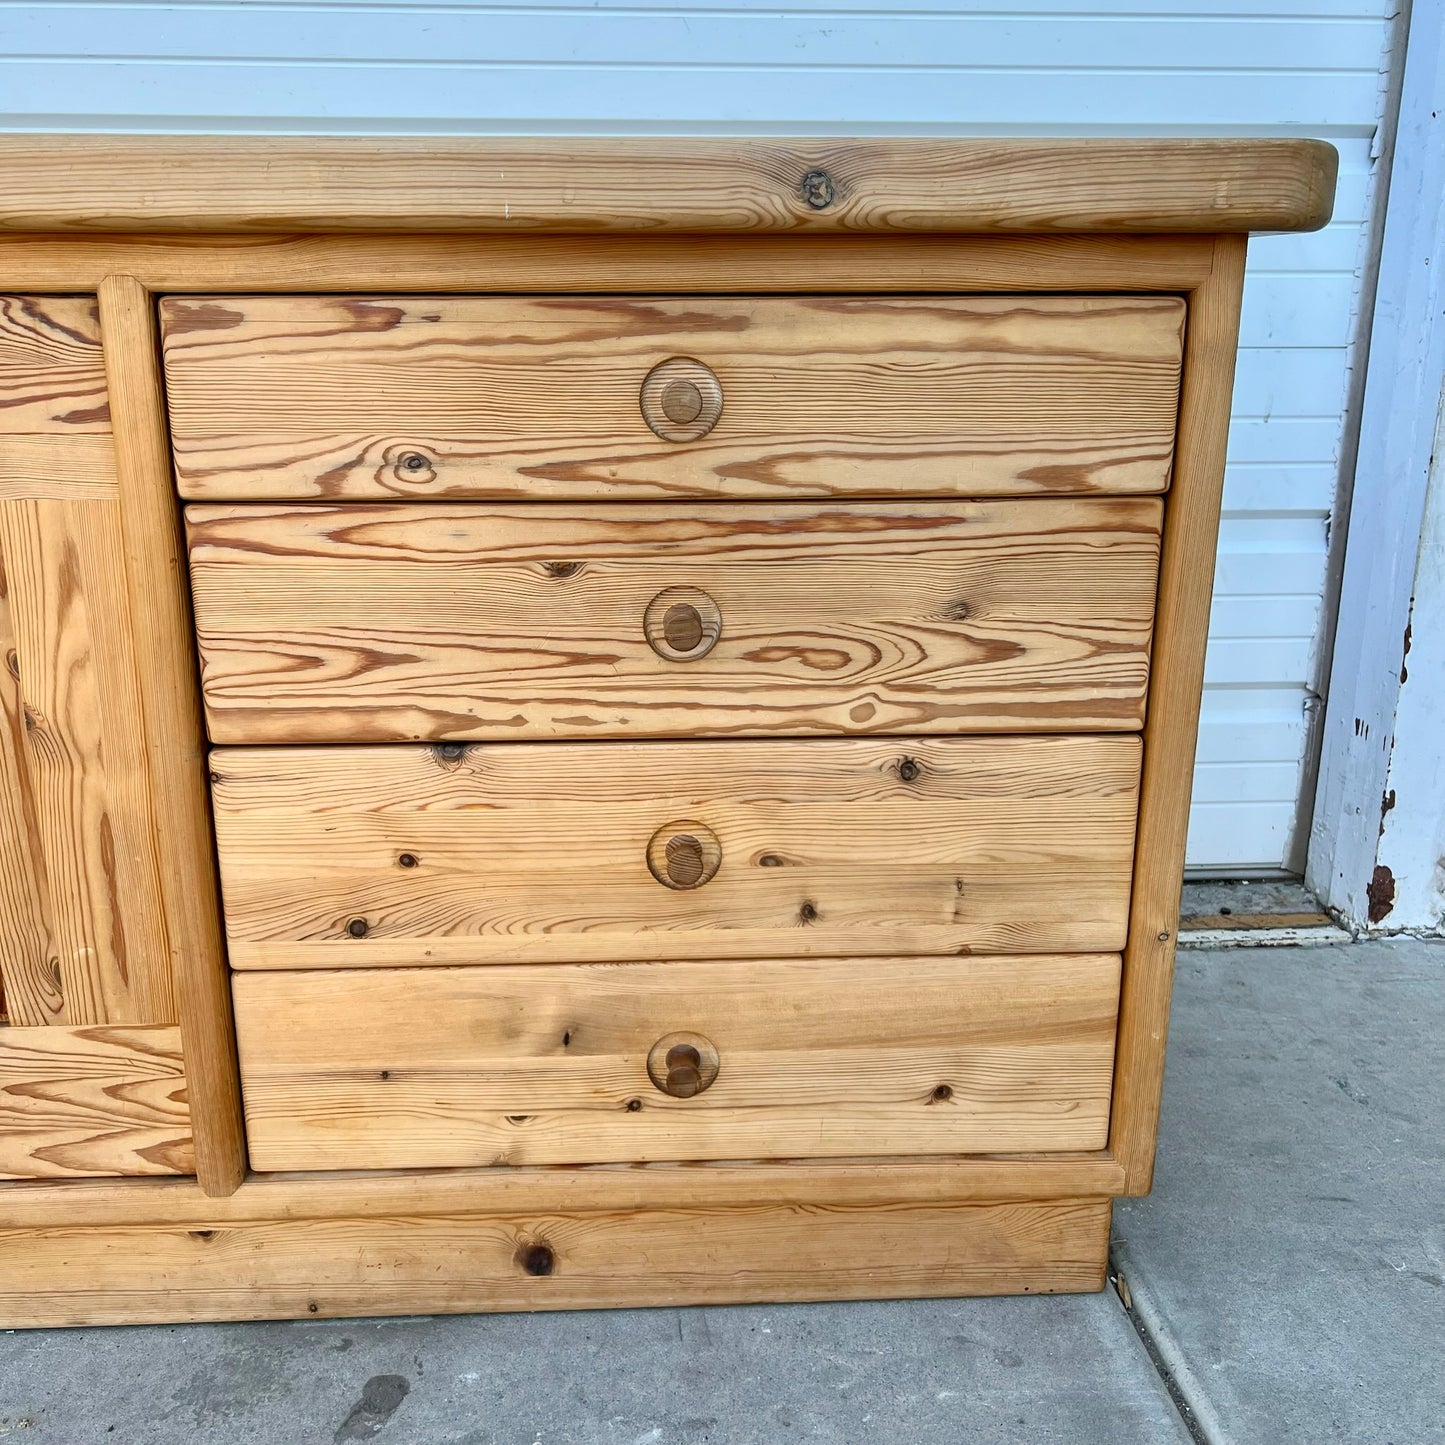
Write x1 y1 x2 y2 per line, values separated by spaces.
1110 1240 1232 1445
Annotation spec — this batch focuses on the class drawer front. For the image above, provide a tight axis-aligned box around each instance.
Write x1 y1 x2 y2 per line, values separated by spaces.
210 735 1141 967
234 954 1121 1170
161 294 1184 502
186 499 1162 743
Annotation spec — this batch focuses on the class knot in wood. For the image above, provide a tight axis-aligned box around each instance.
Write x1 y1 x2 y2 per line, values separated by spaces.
516 1242 556 1277
800 169 836 210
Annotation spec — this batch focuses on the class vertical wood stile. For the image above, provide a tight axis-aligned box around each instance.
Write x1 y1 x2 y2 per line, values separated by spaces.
0 531 54 1024
1110 234 1249 1192
96 274 244 1196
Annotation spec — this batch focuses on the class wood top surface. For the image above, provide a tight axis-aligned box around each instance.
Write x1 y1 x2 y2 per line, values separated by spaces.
0 136 1335 235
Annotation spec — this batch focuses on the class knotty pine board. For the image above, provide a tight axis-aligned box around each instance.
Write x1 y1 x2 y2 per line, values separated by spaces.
234 953 1119 1171
0 136 1336 234
161 294 1185 501
185 498 1162 742
0 1196 1111 1327
210 734 1141 966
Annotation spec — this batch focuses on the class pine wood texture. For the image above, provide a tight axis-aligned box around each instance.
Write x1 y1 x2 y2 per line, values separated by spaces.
0 1022 192 1179
95 277 246 1196
210 735 1141 967
0 136 1335 234
0 142 1337 1320
185 498 1163 743
0 296 111 430
160 294 1184 503
0 232 1218 297
234 954 1118 1172
0 295 173 1030
0 1155 1126 1228
0 1195 1111 1327
1111 237 1249 1194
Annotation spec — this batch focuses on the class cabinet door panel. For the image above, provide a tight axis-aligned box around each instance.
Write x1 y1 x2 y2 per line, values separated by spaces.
0 294 193 1180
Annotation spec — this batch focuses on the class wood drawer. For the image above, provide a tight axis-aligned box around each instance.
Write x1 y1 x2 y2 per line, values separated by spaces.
210 735 1141 967
160 294 1185 502
186 498 1162 743
233 953 1121 1170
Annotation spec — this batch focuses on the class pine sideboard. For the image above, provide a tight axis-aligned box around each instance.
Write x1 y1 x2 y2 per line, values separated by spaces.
0 137 1336 1326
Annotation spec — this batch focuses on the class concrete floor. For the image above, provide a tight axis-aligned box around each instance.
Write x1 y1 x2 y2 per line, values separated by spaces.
2 938 1440 1444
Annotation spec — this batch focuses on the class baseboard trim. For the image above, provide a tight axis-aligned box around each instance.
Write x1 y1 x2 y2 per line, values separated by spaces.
0 1195 1110 1327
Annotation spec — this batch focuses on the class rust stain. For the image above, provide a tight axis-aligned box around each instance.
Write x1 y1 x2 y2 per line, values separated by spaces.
1366 864 1395 924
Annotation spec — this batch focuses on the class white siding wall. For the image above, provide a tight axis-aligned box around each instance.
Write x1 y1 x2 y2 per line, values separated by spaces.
0 0 1398 871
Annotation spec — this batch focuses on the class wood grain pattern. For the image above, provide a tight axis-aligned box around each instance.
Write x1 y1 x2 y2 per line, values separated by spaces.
0 233 1219 298
162 295 1184 502
0 295 172 1030
0 1156 1127 1228
0 298 112 1031
0 434 118 501
0 501 175 1027
0 294 110 430
0 536 47 1027
0 135 1336 234
0 153 1276 1313
1111 237 1249 1194
96 276 246 1196
235 954 1119 1172
0 1022 192 1179
0 1196 1111 1327
185 499 1163 743
211 735 1141 966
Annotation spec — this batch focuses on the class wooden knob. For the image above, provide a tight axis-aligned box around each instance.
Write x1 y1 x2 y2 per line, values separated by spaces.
643 586 721 661
647 1033 720 1098
640 358 723 442
646 820 722 890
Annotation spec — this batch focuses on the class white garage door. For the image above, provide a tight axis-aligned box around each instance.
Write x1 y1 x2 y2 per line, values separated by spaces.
0 0 1397 871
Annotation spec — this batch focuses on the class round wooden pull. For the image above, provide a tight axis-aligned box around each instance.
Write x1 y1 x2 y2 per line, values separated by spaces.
640 358 723 442
646 820 722 890
647 1033 720 1098
643 586 721 661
